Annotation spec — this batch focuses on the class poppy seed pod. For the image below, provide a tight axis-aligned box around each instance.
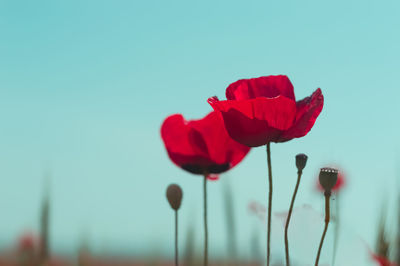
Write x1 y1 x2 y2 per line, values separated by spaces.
295 153 308 171
319 167 338 192
166 184 183 210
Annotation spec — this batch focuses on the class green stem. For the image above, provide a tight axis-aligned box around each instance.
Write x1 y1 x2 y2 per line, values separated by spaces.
315 191 331 266
175 210 179 266
266 143 273 266
284 170 303 266
203 175 208 266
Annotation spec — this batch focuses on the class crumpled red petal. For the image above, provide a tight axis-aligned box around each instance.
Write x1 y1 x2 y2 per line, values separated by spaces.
278 88 324 142
208 96 297 147
226 75 295 101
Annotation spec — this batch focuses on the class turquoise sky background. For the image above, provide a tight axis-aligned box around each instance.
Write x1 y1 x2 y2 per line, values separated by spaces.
1 0 400 263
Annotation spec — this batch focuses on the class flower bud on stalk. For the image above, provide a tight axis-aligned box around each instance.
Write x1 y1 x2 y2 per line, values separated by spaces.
166 184 183 266
166 184 183 211
315 167 339 266
295 153 308 172
285 153 308 266
319 168 339 193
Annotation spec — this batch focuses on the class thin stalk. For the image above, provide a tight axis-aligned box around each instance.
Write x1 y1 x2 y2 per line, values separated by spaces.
40 189 50 265
332 194 340 266
223 181 237 259
203 175 208 266
284 170 303 266
397 195 400 265
315 191 331 266
266 143 273 266
175 210 179 266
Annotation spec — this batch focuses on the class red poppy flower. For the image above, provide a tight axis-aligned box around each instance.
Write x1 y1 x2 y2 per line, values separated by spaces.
161 111 250 176
18 233 36 251
208 75 324 147
371 253 397 266
316 171 345 193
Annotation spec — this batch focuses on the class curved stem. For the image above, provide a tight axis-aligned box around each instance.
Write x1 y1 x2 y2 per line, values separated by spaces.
266 143 273 266
315 191 331 266
284 170 303 266
203 175 208 266
175 210 179 266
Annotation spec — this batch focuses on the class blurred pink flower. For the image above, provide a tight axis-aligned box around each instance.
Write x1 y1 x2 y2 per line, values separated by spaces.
17 232 37 251
248 201 266 222
371 253 397 266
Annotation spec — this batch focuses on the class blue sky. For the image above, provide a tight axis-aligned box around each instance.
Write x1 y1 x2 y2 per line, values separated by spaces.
1 0 400 262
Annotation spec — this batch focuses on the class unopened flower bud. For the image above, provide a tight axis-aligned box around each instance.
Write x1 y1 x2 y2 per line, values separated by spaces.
166 184 183 210
319 167 338 192
295 153 308 171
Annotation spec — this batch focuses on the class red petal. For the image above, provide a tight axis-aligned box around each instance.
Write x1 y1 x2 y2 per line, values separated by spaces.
209 96 296 147
189 111 250 168
206 174 220 181
161 112 250 174
279 88 324 142
161 114 211 167
226 75 295 101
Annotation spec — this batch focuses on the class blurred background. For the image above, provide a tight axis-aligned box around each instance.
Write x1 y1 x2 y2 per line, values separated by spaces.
1 0 400 265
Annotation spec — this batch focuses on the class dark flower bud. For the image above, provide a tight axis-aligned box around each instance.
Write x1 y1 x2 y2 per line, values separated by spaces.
295 153 308 171
166 184 183 210
318 167 338 192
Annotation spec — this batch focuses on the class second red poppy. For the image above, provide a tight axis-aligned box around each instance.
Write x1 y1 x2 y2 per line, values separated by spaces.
208 75 324 147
